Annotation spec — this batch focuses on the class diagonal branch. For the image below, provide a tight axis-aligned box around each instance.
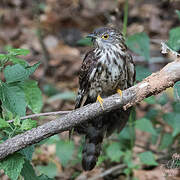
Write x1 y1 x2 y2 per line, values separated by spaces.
0 57 180 160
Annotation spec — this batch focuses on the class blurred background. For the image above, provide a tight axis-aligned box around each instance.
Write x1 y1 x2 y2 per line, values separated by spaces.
0 0 180 179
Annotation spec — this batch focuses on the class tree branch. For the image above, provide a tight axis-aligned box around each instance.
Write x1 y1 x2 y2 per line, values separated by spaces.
0 57 180 160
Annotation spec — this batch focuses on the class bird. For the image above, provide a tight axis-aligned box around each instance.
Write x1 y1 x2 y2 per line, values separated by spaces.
74 27 136 171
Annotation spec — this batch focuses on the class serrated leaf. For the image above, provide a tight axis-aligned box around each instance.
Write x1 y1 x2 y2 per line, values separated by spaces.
138 151 158 166
106 142 124 162
56 140 74 167
77 37 93 46
159 133 173 150
135 65 152 81
0 118 10 129
36 163 57 178
1 83 26 116
21 160 39 180
25 62 40 76
174 81 180 102
20 119 37 131
126 32 150 60
20 145 34 161
135 118 156 135
163 112 180 137
23 80 43 113
4 64 29 83
8 48 30 56
0 153 25 180
167 27 180 51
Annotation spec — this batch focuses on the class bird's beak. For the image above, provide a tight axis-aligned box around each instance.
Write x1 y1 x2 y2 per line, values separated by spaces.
86 33 97 39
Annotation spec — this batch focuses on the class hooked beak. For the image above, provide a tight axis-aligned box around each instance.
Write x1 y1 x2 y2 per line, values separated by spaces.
86 33 97 39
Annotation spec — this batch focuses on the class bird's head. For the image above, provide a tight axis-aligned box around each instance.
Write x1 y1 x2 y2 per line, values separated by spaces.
87 27 125 49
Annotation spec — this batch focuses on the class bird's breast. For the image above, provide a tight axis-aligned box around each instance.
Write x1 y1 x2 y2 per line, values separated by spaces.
89 51 126 99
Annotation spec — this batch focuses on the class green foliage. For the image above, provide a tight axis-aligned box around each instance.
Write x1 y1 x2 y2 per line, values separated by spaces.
174 81 180 102
135 118 157 135
159 133 173 150
135 65 152 81
56 139 75 167
167 26 180 51
37 163 57 178
138 151 158 166
0 153 25 180
106 142 124 162
176 10 180 20
0 48 44 179
163 112 180 137
77 37 93 46
23 80 43 113
126 32 150 60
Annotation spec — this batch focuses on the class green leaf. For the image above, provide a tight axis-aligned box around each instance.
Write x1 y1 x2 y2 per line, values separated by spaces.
20 145 34 161
135 65 152 81
56 140 74 167
25 62 40 76
163 112 180 137
159 133 173 150
135 118 156 135
20 119 37 131
77 37 93 46
4 63 40 83
174 81 180 102
176 10 180 20
1 83 26 116
106 142 124 162
126 32 150 60
13 116 21 127
9 56 28 66
0 118 10 129
146 108 158 120
8 48 30 56
4 64 29 83
36 163 57 178
167 27 180 51
21 160 39 180
0 153 25 180
0 54 9 63
173 102 180 112
23 80 43 113
47 91 76 103
144 96 156 104
38 174 54 180
138 151 158 166
157 93 168 105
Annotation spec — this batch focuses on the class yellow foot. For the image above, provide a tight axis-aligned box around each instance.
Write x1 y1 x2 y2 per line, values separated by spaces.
117 89 123 98
96 95 104 110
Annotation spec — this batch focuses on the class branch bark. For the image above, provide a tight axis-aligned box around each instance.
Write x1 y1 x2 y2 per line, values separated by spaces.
0 58 180 160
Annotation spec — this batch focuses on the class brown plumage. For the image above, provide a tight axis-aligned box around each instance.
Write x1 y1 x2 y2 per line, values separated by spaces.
74 27 135 171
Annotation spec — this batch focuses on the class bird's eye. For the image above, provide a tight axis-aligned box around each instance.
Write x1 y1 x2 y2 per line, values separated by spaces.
102 34 109 40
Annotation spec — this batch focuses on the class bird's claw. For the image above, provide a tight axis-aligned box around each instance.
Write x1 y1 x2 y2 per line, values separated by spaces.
117 89 123 99
96 95 104 110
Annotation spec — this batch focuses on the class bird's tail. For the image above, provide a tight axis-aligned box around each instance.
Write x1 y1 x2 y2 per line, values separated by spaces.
81 116 105 171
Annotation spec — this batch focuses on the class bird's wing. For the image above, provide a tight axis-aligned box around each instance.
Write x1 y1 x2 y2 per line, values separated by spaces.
75 49 97 109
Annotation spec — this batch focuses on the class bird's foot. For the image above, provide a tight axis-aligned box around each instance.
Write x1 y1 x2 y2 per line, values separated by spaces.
117 89 123 99
96 95 104 110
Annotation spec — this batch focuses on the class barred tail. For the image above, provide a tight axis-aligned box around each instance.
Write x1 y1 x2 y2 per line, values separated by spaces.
82 117 104 171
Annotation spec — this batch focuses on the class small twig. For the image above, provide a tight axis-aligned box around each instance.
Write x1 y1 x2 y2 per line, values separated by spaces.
89 164 126 180
7 111 70 123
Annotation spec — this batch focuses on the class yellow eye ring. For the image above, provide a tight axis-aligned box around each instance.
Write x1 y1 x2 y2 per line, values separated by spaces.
102 34 109 40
